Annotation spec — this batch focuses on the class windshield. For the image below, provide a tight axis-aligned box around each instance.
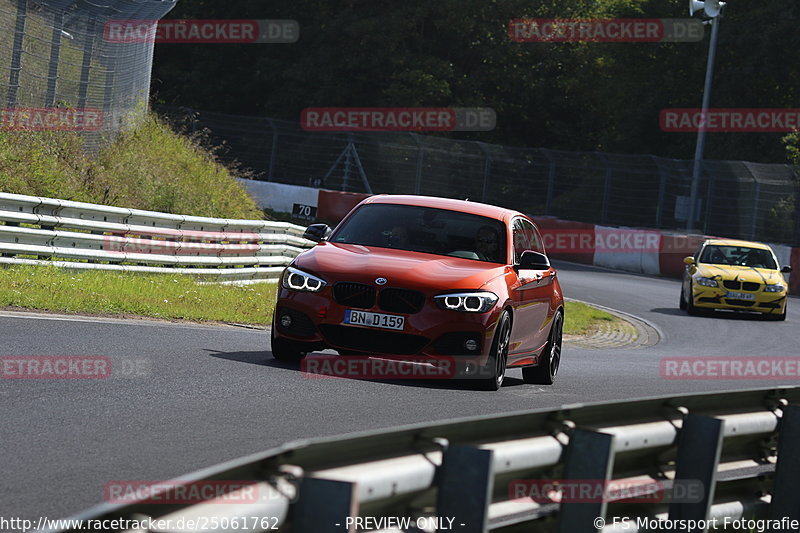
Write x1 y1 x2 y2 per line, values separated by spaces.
330 204 507 263
699 245 777 269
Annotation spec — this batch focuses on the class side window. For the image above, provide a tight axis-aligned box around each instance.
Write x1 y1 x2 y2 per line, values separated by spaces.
512 218 541 264
528 222 544 254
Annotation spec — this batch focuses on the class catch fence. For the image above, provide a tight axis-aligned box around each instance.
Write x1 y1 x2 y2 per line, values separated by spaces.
157 106 800 246
0 0 177 151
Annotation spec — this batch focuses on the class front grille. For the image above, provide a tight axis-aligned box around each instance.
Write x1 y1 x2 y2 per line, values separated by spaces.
722 280 760 292
725 299 755 307
318 325 428 355
276 307 317 337
333 282 375 309
379 288 425 314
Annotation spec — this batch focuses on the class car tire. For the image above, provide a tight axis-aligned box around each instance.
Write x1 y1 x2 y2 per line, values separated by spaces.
679 285 687 310
686 282 702 316
477 310 511 391
270 328 307 362
523 310 563 385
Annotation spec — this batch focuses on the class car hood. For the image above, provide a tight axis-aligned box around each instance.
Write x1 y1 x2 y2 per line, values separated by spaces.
695 264 786 285
294 242 507 291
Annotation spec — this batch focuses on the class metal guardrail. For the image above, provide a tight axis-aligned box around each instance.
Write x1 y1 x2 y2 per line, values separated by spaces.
57 386 800 532
0 192 314 282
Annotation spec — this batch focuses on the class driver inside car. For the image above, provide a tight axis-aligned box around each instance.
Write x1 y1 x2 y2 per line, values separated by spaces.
475 225 500 262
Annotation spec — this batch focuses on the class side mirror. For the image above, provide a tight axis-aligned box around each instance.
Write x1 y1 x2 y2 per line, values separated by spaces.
517 250 550 270
303 223 331 243
781 265 792 273
683 256 696 265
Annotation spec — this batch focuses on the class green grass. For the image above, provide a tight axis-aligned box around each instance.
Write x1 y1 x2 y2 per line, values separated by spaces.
0 264 622 335
564 300 620 335
0 265 276 325
0 113 263 220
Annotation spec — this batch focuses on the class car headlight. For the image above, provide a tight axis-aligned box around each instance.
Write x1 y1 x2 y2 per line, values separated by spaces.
764 284 786 293
694 276 718 287
282 267 327 292
434 292 498 313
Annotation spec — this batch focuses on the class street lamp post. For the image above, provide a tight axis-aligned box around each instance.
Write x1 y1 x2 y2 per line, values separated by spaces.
686 0 726 232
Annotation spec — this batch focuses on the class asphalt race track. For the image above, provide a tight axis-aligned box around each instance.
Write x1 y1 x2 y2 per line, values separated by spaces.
2 260 799 521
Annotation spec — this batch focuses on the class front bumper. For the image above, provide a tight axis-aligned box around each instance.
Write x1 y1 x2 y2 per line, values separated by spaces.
273 287 502 365
691 285 787 314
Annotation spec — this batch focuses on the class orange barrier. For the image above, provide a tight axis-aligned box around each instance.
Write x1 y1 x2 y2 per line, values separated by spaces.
658 233 710 279
531 217 595 265
316 190 371 225
791 248 800 295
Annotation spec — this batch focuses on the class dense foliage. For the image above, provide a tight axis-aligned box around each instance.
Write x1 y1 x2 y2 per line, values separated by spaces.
152 0 800 163
0 114 262 219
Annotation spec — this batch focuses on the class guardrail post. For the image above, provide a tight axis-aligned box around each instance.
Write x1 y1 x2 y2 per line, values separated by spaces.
436 444 494 533
557 429 615 533
293 478 357 533
768 405 800 527
668 414 724 532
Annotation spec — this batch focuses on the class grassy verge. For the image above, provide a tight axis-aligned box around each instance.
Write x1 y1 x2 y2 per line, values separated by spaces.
563 300 621 335
0 113 263 220
0 264 623 335
0 265 275 325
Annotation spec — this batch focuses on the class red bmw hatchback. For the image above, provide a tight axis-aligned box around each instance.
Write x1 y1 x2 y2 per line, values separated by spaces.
271 195 564 390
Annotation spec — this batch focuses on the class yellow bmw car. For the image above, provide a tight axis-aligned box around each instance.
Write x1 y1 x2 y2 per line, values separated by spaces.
680 239 791 320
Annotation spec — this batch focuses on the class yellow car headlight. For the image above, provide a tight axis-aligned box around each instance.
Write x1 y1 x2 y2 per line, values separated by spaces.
764 284 786 293
694 276 718 287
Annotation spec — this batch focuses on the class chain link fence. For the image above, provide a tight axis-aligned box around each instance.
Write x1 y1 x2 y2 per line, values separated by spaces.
1 0 177 152
158 106 800 246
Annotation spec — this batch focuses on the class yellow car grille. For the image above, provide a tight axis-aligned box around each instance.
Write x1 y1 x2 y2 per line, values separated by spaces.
722 280 760 291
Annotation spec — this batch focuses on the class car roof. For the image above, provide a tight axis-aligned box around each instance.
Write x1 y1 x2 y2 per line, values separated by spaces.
703 238 772 251
361 194 524 222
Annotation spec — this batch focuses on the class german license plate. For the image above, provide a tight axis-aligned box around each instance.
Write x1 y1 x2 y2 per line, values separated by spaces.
726 291 755 300
343 309 405 330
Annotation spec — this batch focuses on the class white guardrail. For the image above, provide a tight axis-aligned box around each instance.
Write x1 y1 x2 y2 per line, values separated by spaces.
55 387 800 533
0 192 314 283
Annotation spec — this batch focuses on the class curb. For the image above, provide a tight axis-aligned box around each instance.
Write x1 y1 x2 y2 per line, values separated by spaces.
564 298 661 350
